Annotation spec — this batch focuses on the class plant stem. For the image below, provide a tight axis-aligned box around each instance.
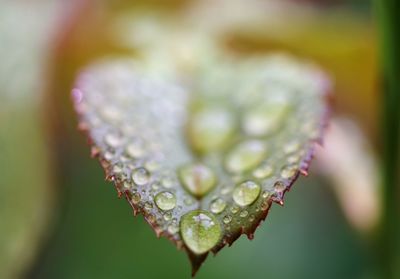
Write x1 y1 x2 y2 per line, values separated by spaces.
375 0 400 278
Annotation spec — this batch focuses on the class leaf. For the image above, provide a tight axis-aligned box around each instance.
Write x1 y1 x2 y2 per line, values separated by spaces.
72 54 330 275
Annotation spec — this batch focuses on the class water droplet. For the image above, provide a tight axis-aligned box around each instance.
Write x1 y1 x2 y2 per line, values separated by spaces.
239 210 248 218
180 210 222 254
144 201 153 211
132 167 150 185
284 140 300 154
151 182 161 191
233 181 261 207
274 181 286 193
104 151 114 161
260 200 270 211
210 198 227 214
262 190 271 199
253 163 274 179
131 191 141 204
179 163 216 198
249 214 255 222
230 206 239 214
104 133 122 148
163 212 172 221
188 106 236 153
281 164 297 179
167 224 179 234
242 101 291 136
155 191 177 211
223 215 232 224
161 176 175 188
112 164 123 174
225 140 267 173
184 197 194 206
126 141 145 158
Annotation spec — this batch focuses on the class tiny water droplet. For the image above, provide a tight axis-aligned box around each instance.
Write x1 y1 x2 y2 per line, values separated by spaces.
239 210 248 218
242 101 291 136
167 224 179 234
151 182 161 191
274 181 286 193
188 106 236 153
233 181 261 207
223 215 232 224
179 163 216 198
210 198 227 214
180 210 222 254
163 212 172 221
131 191 141 204
144 201 153 211
132 167 150 185
262 190 271 199
161 176 175 188
284 140 300 154
230 206 240 214
253 163 274 179
104 133 122 148
126 141 145 158
225 140 267 173
249 214 255 222
280 164 297 179
184 197 194 206
155 191 177 211
260 200 270 211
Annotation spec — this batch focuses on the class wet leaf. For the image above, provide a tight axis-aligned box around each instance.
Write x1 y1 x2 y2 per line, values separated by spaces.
72 54 330 275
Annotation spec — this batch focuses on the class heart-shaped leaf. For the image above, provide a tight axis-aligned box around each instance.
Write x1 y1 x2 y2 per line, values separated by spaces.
72 54 330 275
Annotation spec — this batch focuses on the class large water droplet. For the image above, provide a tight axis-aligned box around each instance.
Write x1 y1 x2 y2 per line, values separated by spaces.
179 163 217 198
155 191 177 211
242 101 291 136
180 210 222 254
225 140 267 173
210 198 227 214
132 167 150 185
233 181 261 207
188 106 236 153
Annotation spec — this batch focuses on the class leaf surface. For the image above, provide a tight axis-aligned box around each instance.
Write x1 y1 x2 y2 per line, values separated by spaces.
72 54 330 275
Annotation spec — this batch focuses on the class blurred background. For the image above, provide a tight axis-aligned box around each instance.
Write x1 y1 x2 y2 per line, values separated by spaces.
0 0 391 278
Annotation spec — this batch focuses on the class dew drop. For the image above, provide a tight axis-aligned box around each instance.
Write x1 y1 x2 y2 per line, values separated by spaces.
233 181 261 207
163 212 172 221
179 163 217 198
188 106 236 153
180 210 222 254
239 210 248 218
274 181 286 193
223 215 232 224
210 198 227 214
104 133 122 148
253 163 274 179
225 140 267 173
281 164 298 179
167 224 179 234
284 140 301 154
144 201 153 211
126 141 145 158
155 191 177 211
230 206 240 214
131 191 141 204
242 101 291 136
132 167 150 185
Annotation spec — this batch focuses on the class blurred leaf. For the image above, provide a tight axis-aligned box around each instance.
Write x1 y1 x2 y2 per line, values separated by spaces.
72 53 329 274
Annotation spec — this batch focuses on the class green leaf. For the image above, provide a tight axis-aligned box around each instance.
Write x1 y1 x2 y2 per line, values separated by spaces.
72 54 330 275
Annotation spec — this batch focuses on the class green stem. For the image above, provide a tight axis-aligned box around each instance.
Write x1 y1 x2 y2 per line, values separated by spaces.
375 0 400 278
